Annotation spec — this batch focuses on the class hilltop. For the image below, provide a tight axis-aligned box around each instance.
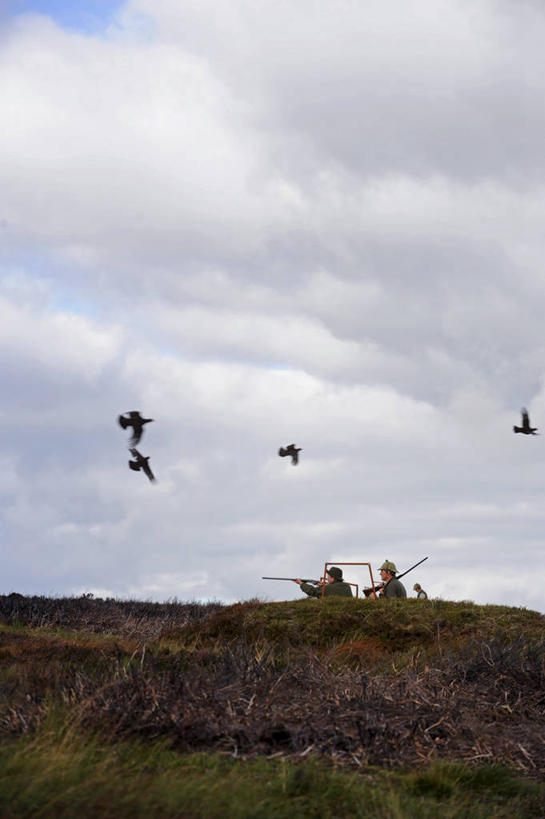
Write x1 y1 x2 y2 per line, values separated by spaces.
1 593 545 817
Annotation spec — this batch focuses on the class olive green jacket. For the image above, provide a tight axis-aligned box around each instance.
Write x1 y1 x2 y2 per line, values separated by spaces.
300 580 353 598
382 577 407 598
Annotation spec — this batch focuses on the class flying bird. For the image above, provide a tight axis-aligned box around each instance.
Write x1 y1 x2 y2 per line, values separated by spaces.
118 411 154 445
128 448 156 482
513 408 538 435
278 444 302 465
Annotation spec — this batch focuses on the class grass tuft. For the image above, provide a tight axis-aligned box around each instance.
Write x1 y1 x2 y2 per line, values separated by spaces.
1 724 545 818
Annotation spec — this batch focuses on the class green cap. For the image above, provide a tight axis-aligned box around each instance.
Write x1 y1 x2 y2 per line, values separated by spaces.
327 566 343 580
379 560 398 575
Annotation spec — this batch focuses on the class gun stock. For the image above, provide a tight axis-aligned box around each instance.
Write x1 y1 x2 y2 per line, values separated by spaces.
363 582 384 598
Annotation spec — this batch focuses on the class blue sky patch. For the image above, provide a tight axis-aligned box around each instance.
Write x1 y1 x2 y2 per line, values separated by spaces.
11 0 125 34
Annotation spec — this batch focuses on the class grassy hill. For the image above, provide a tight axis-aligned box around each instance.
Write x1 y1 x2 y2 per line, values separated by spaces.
1 594 545 817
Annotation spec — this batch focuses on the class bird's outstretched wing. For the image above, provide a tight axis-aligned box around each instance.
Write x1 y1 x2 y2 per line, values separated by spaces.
143 462 156 482
522 408 531 432
291 451 299 465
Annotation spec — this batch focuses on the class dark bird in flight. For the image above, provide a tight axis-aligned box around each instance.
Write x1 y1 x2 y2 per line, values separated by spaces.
513 408 538 435
118 411 154 445
128 448 156 482
278 444 302 465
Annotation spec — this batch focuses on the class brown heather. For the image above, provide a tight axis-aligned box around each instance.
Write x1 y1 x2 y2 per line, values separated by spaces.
1 594 545 780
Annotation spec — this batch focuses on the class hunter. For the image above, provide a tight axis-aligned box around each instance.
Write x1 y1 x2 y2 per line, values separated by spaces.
378 560 407 598
294 566 353 598
413 583 428 599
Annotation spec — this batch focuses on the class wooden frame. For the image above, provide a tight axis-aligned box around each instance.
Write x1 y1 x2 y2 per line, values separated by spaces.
321 562 376 599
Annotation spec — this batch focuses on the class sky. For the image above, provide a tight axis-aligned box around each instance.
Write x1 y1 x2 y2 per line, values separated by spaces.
2 0 545 608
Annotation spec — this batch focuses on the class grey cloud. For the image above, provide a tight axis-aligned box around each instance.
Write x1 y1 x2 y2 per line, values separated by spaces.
127 0 545 183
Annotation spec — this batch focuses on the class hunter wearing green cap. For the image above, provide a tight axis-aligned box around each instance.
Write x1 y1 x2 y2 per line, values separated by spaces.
295 566 353 598
378 560 407 598
414 583 428 599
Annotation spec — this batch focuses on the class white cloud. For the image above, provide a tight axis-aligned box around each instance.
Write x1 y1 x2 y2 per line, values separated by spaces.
0 293 121 381
1 15 271 262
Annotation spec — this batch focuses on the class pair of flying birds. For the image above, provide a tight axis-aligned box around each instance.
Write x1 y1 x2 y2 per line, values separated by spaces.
277 409 536 470
279 409 536 471
277 409 536 468
118 411 155 482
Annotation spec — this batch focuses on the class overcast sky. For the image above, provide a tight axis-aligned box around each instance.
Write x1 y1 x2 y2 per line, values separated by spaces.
2 0 545 609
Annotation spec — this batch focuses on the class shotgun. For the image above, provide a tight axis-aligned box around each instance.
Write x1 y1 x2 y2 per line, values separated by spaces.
363 557 429 598
262 576 321 585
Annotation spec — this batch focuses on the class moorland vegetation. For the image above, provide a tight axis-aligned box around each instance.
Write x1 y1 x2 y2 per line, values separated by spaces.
1 593 545 817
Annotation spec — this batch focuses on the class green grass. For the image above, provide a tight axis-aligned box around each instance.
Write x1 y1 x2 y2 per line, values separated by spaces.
173 597 545 668
3 599 544 672
0 719 544 818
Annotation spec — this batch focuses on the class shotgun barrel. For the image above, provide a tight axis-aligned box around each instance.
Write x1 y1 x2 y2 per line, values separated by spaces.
262 576 321 584
397 556 429 580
